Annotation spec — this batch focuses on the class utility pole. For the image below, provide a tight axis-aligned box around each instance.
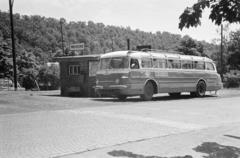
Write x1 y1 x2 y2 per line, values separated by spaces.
220 24 223 79
9 0 17 90
111 37 114 51
60 19 65 55
127 38 130 50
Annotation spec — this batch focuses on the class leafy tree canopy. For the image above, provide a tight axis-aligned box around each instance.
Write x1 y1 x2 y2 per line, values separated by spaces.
179 0 240 30
228 30 240 69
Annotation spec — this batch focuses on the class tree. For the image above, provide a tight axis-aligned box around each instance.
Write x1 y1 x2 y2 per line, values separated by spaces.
178 36 201 56
37 65 60 90
179 0 240 30
228 30 240 69
0 38 13 77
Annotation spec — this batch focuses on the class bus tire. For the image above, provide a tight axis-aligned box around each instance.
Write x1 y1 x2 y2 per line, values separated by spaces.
169 92 181 97
141 82 154 101
195 80 206 97
190 92 196 97
117 95 127 101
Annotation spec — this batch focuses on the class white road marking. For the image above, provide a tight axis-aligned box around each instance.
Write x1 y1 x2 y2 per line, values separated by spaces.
67 110 206 130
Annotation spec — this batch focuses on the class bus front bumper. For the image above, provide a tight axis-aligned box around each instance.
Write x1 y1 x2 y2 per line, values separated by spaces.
95 84 136 97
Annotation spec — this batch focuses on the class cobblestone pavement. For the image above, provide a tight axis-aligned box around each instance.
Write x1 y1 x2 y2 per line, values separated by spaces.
66 123 240 158
1 89 240 158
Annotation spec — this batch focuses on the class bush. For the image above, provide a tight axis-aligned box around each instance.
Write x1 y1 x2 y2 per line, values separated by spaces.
37 65 60 90
223 77 240 88
22 74 36 90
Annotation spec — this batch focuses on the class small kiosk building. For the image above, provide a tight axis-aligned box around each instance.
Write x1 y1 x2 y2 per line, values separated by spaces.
56 55 100 97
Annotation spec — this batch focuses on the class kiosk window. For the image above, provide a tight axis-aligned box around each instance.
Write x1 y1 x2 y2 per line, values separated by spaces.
69 65 81 75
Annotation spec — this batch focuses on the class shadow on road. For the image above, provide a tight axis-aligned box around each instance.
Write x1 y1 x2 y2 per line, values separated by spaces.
92 95 216 103
194 142 240 158
108 142 240 158
224 135 240 140
108 150 192 158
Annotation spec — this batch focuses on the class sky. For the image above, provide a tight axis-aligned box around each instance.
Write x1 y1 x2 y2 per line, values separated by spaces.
0 0 238 43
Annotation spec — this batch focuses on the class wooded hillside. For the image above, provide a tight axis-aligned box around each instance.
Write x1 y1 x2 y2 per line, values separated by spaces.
0 11 219 87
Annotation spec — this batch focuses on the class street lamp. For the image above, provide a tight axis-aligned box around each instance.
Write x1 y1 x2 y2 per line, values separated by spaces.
9 0 17 90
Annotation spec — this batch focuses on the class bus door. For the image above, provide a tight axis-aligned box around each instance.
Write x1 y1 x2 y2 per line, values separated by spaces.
165 58 183 92
129 58 143 90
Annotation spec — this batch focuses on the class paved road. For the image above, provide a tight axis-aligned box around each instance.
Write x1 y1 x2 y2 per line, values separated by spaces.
1 89 240 158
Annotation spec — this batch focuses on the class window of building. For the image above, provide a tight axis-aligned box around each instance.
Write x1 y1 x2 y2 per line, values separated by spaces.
141 58 152 68
153 58 166 68
193 61 205 70
168 59 181 69
69 65 81 75
182 60 193 69
89 61 99 77
205 62 215 71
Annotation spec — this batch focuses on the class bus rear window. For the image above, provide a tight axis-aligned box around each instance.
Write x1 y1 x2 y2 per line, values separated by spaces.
205 62 215 71
100 57 129 69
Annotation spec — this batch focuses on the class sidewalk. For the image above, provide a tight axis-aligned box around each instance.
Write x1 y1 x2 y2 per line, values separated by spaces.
61 123 240 158
0 110 186 158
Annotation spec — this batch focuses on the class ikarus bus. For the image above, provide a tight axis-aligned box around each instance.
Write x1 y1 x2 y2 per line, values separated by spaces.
95 50 223 100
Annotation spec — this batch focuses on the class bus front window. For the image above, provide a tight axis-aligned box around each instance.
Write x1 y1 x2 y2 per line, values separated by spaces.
100 57 129 69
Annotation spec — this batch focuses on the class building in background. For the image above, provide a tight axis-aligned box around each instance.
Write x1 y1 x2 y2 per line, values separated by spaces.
55 55 100 97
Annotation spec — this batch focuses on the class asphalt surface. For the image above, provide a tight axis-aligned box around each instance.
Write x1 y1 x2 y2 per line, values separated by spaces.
1 89 240 158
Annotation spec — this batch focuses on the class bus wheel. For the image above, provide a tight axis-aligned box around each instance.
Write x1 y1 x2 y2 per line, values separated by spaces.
117 95 127 101
141 82 154 101
169 92 181 97
196 81 206 97
190 92 196 97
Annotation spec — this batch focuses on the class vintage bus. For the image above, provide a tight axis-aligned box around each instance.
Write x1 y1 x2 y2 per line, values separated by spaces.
95 50 222 100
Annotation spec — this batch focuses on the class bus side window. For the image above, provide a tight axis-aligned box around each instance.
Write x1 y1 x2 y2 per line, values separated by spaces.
167 60 173 69
141 58 152 68
168 59 181 69
130 58 140 69
173 60 181 69
161 59 167 68
153 58 166 68
193 61 205 70
153 58 158 68
182 60 193 69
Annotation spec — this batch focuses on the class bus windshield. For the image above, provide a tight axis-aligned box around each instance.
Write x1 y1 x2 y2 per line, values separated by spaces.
100 57 129 69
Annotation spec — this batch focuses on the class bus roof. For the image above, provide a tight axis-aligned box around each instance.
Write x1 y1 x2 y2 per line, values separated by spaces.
100 50 213 62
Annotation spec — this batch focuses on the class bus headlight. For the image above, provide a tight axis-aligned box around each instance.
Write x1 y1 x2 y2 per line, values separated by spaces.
115 79 120 84
121 75 128 79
